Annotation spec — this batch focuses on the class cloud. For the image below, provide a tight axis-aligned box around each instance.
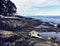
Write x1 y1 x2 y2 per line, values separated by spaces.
30 9 60 16
11 0 60 16
32 5 60 11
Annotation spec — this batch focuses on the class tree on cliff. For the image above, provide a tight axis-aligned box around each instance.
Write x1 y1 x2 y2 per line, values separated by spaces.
0 0 17 16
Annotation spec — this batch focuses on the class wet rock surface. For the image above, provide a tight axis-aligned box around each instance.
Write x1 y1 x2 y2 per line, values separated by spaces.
0 30 36 46
0 16 60 32
0 31 59 46
0 16 60 46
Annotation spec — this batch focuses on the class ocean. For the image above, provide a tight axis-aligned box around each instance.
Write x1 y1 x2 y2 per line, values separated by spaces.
26 16 60 24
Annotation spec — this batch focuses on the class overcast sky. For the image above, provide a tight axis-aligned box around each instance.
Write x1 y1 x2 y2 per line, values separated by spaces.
11 0 60 16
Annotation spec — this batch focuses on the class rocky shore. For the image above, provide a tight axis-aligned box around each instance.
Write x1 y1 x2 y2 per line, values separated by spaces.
0 15 60 46
0 15 60 32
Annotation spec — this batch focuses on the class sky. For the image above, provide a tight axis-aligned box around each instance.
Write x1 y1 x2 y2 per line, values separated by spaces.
11 0 60 16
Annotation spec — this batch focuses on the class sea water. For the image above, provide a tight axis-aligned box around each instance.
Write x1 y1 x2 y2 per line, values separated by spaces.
26 16 60 24
39 32 60 41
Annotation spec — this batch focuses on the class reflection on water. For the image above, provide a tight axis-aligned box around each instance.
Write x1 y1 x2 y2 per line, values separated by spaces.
39 32 60 41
